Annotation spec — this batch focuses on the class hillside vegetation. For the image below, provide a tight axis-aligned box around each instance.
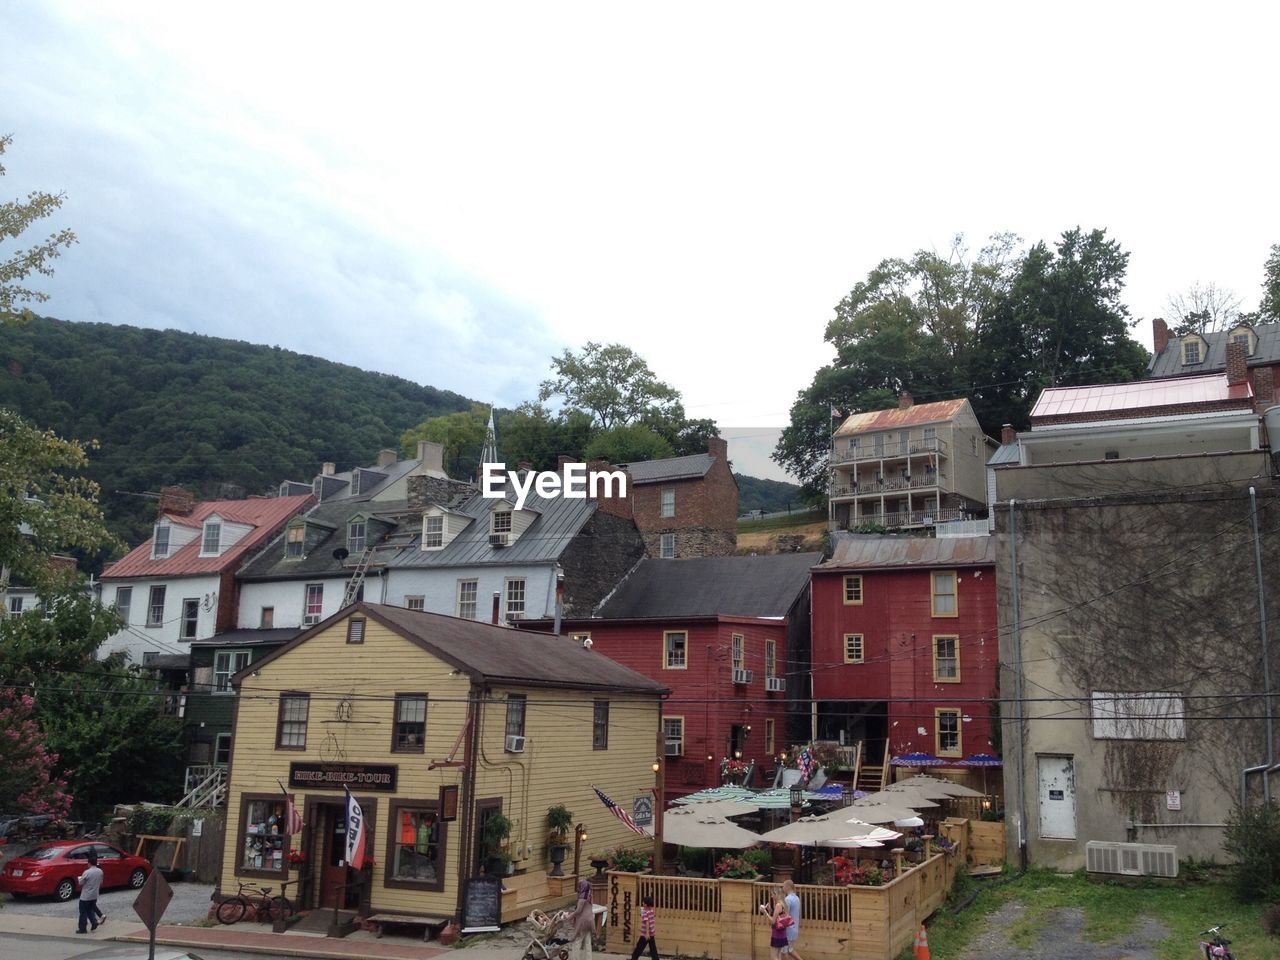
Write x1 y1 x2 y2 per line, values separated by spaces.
0 317 474 554
734 473 805 515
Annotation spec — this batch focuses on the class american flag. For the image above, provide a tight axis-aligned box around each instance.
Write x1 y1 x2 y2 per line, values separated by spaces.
592 785 649 837
278 780 304 833
797 747 816 783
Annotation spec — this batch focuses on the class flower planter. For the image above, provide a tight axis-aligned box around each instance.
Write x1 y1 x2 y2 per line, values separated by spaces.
549 844 569 877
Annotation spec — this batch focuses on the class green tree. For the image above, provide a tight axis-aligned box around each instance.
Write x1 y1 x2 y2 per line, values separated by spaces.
497 403 595 470
1261 243 1280 322
1 135 77 326
539 342 681 430
399 403 491 478
584 424 675 464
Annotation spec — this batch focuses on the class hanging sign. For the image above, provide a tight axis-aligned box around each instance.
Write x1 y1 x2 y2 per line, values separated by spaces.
289 762 397 791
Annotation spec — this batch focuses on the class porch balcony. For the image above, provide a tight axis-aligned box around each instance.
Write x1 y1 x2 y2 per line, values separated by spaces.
829 473 944 501
830 435 948 465
832 506 966 530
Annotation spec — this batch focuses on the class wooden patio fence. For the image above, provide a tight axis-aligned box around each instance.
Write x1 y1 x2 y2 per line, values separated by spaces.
606 818 969 960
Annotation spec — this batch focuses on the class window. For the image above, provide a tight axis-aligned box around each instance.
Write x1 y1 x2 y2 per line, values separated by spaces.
405 596 425 611
765 718 775 755
663 717 684 756
924 426 936 442
874 434 884 457
731 634 744 673
260 606 274 628
347 618 365 644
6 596 22 617
505 694 526 742
201 520 221 556
933 635 960 682
491 510 513 535
456 579 478 619
593 699 609 750
935 709 962 757
660 533 675 559
285 525 305 559
1091 691 1185 740
423 515 444 548
348 520 366 555
931 571 957 617
505 578 526 620
276 694 310 749
214 733 231 766
843 634 864 663
147 585 166 627
393 694 427 752
152 523 171 559
214 650 253 693
303 584 324 625
660 489 676 518
1230 328 1254 355
570 631 591 644
843 575 863 604
386 802 443 889
1182 338 1202 364
237 794 288 876
765 639 777 678
114 586 132 624
664 631 688 669
181 598 199 639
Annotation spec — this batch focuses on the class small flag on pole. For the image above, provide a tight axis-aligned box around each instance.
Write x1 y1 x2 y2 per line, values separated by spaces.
592 785 649 837
797 747 816 783
344 785 368 869
830 405 843 419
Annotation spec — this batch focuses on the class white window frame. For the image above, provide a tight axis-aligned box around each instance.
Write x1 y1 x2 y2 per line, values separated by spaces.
457 579 478 619
423 515 444 549
213 649 253 694
114 586 132 624
303 583 324 625
180 598 199 640
285 525 305 559
731 633 744 673
7 596 22 617
348 520 366 555
765 638 777 678
491 510 513 535
843 633 864 664
663 716 685 756
664 630 688 669
660 532 675 559
147 585 166 627
200 520 221 556
1091 691 1186 741
660 489 676 518
504 578 526 621
213 732 232 766
1182 338 1202 364
405 595 425 611
152 522 171 559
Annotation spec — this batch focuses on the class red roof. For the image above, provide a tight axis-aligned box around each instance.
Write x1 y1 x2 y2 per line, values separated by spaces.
833 398 968 437
1031 374 1253 422
103 494 313 579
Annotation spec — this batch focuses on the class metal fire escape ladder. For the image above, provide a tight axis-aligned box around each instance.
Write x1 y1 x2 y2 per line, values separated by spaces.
340 548 374 609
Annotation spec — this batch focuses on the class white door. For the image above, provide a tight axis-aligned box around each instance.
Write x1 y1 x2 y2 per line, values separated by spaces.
1037 755 1076 840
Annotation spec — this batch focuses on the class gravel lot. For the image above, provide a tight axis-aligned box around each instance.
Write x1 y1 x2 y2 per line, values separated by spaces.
958 902 1171 960
0 882 216 926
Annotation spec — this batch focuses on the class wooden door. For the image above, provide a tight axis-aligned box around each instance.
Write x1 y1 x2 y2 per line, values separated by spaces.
319 805 348 909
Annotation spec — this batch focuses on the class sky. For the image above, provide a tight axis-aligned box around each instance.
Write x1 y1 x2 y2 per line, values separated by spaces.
5 2 1279 482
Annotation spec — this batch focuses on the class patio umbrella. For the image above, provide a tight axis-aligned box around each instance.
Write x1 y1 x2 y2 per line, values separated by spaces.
856 788 939 808
663 808 762 849
956 753 1004 796
837 799 922 823
757 815 899 847
672 786 757 804
889 752 945 768
882 780 957 800
903 775 984 799
675 798 761 818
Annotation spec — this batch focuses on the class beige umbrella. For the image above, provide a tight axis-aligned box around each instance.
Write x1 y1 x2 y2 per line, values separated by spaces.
674 798 761 818
857 788 939 808
663 808 762 849
758 815 899 847
883 781 956 800
838 799 922 823
892 774 984 798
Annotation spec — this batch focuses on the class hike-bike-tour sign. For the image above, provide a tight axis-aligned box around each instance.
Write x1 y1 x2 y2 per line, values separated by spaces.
288 762 398 791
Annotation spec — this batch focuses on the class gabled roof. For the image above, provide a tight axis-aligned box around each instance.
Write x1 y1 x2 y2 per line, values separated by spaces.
833 398 968 437
1149 321 1280 378
239 602 667 694
820 534 995 570
594 554 822 620
237 498 419 580
103 494 314 579
986 442 1020 468
1030 374 1252 424
616 453 715 484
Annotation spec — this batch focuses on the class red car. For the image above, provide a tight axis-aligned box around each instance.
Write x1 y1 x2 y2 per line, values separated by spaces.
0 841 151 902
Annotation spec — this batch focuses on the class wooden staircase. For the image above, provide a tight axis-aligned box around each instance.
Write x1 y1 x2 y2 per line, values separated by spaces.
854 740 891 792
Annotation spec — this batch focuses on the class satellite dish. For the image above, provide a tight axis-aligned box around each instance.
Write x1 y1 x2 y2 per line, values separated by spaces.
332 547 349 562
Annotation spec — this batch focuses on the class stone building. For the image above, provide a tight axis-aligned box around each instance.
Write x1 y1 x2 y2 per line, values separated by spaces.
618 437 738 558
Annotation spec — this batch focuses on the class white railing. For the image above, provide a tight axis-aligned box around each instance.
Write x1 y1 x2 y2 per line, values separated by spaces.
177 766 227 808
831 436 948 464
835 507 966 530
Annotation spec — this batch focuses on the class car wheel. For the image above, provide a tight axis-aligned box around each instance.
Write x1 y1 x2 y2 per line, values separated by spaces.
55 878 76 902
129 868 147 888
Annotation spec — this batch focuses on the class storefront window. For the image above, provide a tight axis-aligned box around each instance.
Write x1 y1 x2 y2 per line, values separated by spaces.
385 801 445 891
238 794 288 876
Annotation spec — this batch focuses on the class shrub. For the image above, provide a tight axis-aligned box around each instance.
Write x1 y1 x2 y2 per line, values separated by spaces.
1224 802 1280 902
713 854 760 879
607 847 651 872
741 847 773 872
126 806 178 837
1263 902 1280 937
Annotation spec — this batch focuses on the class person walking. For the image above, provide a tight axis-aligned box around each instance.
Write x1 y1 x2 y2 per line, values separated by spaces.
782 879 805 960
760 896 793 960
630 894 659 960
568 878 596 960
75 852 103 934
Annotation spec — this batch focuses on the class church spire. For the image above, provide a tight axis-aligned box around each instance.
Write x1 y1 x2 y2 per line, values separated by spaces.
478 406 499 477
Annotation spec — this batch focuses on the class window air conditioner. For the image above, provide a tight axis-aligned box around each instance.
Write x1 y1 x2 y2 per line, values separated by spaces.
732 669 753 685
766 677 786 692
489 533 509 547
504 735 525 753
664 741 682 756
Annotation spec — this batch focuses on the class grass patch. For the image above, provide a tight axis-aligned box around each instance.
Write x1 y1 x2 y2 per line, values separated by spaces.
736 510 823 534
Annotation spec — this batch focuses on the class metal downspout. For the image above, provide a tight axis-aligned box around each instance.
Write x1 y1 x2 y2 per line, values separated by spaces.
1010 499 1028 871
1250 486 1274 804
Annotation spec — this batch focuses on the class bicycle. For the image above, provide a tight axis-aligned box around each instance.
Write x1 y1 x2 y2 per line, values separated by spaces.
216 878 296 925
1199 923 1235 960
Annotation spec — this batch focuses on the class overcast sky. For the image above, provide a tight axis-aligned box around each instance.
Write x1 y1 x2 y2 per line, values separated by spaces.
6 2 1279 481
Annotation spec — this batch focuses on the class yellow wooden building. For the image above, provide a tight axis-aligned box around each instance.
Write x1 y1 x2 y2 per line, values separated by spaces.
218 601 664 926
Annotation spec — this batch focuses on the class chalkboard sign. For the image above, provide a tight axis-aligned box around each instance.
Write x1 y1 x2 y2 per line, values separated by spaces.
462 876 503 932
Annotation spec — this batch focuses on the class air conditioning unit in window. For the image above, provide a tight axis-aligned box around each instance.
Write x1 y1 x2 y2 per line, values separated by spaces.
1085 841 1177 878
732 669 753 685
489 533 509 547
664 741 682 756
766 677 786 692
504 734 525 753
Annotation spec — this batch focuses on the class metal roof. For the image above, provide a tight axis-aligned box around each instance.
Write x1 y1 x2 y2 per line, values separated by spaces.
190 627 303 648
833 399 968 437
1149 321 1280 378
986 442 1020 467
1030 374 1252 422
616 453 715 484
594 553 822 619
237 498 418 580
819 534 995 570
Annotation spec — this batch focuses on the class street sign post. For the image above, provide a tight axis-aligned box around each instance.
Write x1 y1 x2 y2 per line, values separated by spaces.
132 869 174 960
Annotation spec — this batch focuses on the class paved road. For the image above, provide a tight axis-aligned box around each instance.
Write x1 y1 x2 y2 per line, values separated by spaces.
1 882 215 925
0 933 251 960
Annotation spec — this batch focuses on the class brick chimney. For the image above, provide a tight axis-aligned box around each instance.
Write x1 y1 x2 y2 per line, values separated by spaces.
416 440 444 473
158 486 195 516
898 391 913 410
1255 367 1275 409
1226 341 1248 386
377 448 397 468
1001 424 1016 444
1153 317 1170 355
587 459 632 519
706 436 728 460
321 462 336 476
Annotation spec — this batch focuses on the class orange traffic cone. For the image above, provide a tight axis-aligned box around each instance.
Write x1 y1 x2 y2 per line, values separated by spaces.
913 923 931 960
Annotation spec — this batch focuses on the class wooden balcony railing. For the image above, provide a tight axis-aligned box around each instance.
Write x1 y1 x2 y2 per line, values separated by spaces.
830 436 948 464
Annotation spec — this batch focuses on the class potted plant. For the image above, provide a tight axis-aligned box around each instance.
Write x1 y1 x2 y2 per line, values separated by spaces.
483 813 513 877
713 854 760 879
546 804 574 877
606 847 652 872
589 852 611 878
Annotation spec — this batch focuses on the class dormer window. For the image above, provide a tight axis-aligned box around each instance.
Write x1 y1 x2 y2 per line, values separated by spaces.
152 522 171 559
201 520 222 556
285 524 305 559
1228 326 1256 356
348 520 366 555
492 510 513 536
423 515 444 549
1182 336 1204 365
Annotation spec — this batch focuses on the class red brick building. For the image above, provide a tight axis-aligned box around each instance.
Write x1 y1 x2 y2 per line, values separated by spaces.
521 553 819 804
810 535 998 772
618 437 738 558
1149 318 1279 412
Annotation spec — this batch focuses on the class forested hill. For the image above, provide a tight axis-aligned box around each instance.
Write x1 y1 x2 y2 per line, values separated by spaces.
734 473 805 515
0 317 474 555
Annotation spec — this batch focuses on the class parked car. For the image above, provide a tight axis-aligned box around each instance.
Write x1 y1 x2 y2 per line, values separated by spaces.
0 840 151 901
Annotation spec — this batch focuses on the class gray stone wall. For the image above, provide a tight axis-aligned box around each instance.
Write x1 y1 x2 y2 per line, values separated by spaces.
641 527 736 559
406 475 477 510
560 510 646 616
